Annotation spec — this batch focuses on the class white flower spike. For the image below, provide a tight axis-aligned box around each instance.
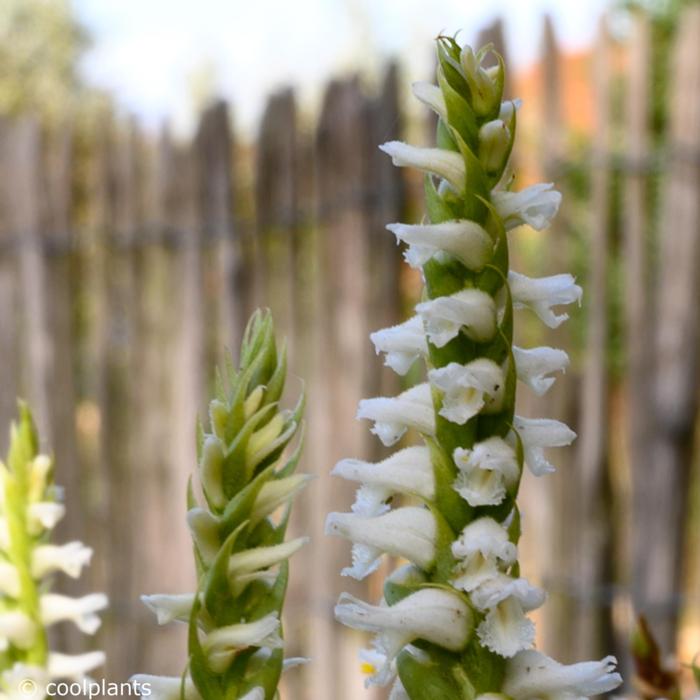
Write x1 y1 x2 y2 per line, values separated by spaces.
370 315 428 375
513 415 577 476
503 650 622 700
492 183 562 231
357 383 435 446
429 359 505 424
513 345 569 396
453 437 520 506
386 221 493 271
416 289 497 346
509 271 583 329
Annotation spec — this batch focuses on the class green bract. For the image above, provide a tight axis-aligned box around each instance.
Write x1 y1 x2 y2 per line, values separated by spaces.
134 311 308 700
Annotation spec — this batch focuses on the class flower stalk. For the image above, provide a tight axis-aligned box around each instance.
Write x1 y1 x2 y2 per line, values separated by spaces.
0 403 107 698
133 310 308 700
327 37 622 699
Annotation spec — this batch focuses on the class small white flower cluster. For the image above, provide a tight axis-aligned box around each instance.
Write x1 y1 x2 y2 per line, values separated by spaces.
0 410 107 700
327 40 621 699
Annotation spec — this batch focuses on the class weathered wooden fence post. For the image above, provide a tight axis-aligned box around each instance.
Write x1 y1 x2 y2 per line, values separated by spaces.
633 5 700 651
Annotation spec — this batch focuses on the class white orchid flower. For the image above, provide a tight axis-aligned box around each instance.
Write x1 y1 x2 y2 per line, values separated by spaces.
451 517 517 592
386 221 493 271
416 289 496 347
411 82 447 121
370 316 428 375
31 542 93 579
228 538 308 577
509 271 582 329
471 575 546 658
513 346 569 396
380 141 466 191
325 506 436 579
47 651 106 680
512 416 577 476
429 359 505 424
335 588 473 686
130 674 201 700
0 612 36 651
357 383 435 446
141 593 195 625
503 649 622 700
453 437 520 506
40 593 108 635
492 183 562 231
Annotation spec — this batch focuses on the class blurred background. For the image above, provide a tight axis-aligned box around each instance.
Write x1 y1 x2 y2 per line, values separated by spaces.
0 0 698 697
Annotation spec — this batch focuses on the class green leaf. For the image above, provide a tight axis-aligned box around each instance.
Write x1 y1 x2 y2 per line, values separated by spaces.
437 67 478 150
203 522 246 623
188 595 223 699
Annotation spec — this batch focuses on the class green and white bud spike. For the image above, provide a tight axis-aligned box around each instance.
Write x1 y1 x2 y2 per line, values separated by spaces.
327 35 622 699
0 403 107 699
133 310 308 700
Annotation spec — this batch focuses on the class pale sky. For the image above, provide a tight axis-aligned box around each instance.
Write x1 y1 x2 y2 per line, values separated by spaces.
73 0 611 136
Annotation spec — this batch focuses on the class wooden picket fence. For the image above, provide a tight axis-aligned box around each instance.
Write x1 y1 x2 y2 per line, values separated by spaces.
0 8 698 698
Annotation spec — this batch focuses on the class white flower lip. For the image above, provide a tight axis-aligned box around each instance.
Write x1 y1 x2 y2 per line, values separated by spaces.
48 651 106 680
492 183 562 232
380 141 466 191
429 359 505 424
416 289 496 346
325 506 437 575
357 383 436 446
451 517 517 592
332 446 435 504
386 221 493 271
513 345 569 396
513 415 577 476
335 588 472 683
471 575 545 658
370 316 428 376
509 270 583 329
453 437 520 506
32 541 93 579
503 649 622 700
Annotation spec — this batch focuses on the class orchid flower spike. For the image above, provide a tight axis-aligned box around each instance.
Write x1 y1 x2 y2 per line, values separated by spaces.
328 33 622 699
0 404 106 699
133 311 309 699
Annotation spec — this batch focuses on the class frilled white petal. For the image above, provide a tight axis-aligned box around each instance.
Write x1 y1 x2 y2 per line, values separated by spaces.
453 437 520 506
416 290 496 346
451 517 517 592
359 647 395 688
40 593 108 634
130 674 201 700
0 612 36 650
325 507 436 577
513 416 577 476
27 502 65 534
32 541 93 579
48 652 105 680
386 221 492 271
357 383 435 446
513 346 569 396
429 359 504 424
412 82 447 121
509 271 582 329
141 593 195 625
203 614 283 673
347 484 392 517
333 446 435 505
0 562 20 598
335 588 472 682
28 455 51 503
228 537 308 577
492 183 562 232
380 141 465 191
503 649 622 700
472 575 545 658
1 663 47 700
370 316 428 375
